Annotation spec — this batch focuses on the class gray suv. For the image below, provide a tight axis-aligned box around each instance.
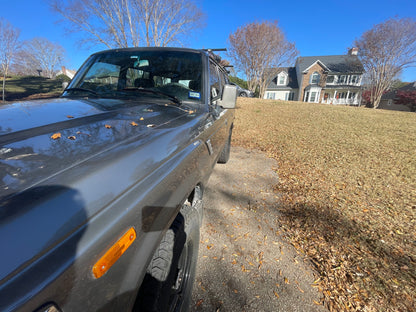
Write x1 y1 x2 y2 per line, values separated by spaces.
230 82 254 97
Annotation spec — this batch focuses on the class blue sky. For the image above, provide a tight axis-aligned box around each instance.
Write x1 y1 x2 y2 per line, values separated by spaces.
1 0 416 81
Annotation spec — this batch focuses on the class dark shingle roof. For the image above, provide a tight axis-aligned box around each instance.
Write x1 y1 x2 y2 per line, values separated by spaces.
381 82 416 100
266 67 298 90
296 55 364 74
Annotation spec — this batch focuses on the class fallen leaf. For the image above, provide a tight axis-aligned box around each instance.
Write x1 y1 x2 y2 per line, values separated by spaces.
67 136 76 140
130 121 138 126
196 299 203 307
51 133 61 140
273 290 279 298
147 124 156 128
140 117 144 121
105 124 112 129
67 115 74 118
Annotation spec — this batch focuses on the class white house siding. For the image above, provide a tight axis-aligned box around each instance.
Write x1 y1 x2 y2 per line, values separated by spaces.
321 89 362 105
264 90 298 101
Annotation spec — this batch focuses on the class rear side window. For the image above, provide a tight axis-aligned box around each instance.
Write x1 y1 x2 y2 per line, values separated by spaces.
209 62 221 101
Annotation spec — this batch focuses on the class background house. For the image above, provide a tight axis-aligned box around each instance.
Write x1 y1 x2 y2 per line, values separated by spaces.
379 82 416 112
264 49 365 105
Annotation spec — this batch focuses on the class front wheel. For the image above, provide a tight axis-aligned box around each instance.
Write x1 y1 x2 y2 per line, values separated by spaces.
217 127 232 164
134 201 200 312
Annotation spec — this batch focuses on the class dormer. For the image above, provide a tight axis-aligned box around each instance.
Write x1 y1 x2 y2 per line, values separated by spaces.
276 71 288 86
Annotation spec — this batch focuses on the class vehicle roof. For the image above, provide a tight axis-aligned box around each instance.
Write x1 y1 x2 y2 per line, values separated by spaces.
91 47 207 57
90 47 228 71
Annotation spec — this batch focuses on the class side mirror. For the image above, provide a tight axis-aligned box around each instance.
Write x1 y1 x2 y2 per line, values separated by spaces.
218 84 237 109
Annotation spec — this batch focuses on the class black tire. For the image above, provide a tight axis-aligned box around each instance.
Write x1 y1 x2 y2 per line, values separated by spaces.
239 92 247 97
217 128 232 164
134 202 200 312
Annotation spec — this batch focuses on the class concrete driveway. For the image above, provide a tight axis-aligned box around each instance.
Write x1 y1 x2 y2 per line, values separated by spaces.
191 147 327 312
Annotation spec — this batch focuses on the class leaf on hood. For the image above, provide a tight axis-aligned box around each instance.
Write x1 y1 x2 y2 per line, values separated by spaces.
130 121 138 126
67 136 76 140
67 115 74 118
105 124 112 129
51 133 61 140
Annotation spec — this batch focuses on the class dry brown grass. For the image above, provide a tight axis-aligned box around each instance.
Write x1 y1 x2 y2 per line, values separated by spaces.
232 98 416 311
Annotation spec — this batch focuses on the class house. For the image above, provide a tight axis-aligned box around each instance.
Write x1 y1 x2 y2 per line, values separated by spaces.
264 48 365 105
58 66 76 79
264 67 298 101
379 82 416 112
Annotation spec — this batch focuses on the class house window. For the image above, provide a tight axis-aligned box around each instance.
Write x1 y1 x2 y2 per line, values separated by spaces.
310 72 320 84
277 72 287 85
351 75 359 84
285 92 295 101
348 92 356 99
310 92 317 102
326 75 334 84
339 75 346 84
267 92 275 100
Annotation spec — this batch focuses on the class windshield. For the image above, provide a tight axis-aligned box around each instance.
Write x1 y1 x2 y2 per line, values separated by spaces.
63 50 203 105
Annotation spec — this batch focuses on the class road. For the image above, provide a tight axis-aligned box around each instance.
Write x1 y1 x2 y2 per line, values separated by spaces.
191 147 327 312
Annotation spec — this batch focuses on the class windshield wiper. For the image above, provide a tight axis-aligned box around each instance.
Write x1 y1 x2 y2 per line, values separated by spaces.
64 87 99 96
122 88 181 105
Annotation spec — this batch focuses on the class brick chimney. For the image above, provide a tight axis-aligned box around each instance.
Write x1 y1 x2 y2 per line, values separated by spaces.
348 48 359 56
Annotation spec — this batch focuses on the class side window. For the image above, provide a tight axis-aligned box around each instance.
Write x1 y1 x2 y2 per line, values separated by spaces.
209 62 221 101
219 68 228 89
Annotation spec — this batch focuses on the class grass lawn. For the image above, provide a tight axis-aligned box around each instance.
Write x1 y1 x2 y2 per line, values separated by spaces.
2 76 62 102
233 98 416 311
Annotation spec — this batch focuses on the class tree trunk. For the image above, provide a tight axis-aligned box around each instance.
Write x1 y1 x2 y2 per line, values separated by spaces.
2 75 5 103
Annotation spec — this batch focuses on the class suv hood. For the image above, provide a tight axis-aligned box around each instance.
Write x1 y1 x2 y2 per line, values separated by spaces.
0 97 194 199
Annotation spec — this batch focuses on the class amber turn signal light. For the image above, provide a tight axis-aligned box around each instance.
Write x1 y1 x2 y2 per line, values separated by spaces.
92 227 136 279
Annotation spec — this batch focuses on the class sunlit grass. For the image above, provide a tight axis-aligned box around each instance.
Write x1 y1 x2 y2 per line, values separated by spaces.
233 98 416 311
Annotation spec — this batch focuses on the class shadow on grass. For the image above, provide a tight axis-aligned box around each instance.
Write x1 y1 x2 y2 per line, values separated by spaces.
4 76 62 101
276 200 415 310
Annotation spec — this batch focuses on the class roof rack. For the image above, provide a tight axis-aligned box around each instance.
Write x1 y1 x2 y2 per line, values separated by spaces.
203 48 227 63
202 48 227 52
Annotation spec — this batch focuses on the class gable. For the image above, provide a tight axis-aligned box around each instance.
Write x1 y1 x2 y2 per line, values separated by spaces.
266 67 298 90
303 60 329 73
297 55 364 74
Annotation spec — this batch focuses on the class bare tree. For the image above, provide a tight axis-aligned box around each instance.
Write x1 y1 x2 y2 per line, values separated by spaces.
12 50 41 76
0 18 20 102
17 38 65 78
354 17 416 108
50 0 204 48
227 21 298 98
